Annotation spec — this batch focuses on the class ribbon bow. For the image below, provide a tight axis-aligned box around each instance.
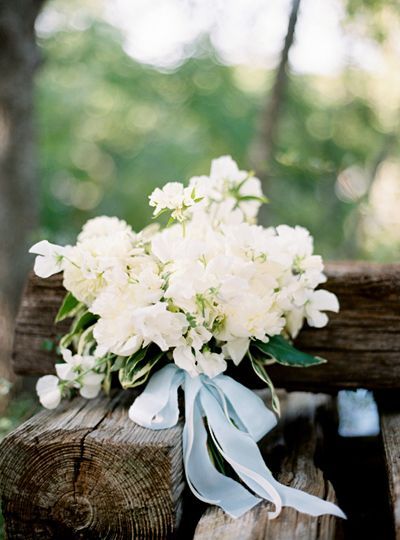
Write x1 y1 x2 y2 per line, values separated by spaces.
129 364 345 520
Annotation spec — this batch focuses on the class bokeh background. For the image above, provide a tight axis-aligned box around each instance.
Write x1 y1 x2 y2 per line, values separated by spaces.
0 0 399 532
33 0 400 259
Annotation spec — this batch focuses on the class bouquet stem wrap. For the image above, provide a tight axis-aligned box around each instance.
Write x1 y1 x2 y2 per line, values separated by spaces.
129 364 345 520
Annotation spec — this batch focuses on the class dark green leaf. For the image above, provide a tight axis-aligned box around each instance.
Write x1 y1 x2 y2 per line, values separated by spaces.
124 347 148 378
59 311 97 349
55 292 80 323
253 335 326 367
119 348 164 389
71 311 97 334
127 355 163 388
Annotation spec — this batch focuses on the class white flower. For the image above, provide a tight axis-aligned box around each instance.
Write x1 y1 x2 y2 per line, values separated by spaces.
222 338 250 365
135 223 160 244
92 275 163 357
207 156 265 222
92 289 146 357
78 216 134 242
275 225 314 260
29 240 67 278
285 308 305 339
173 346 199 377
55 349 86 380
186 326 212 350
196 349 227 378
305 290 339 328
189 175 217 200
149 182 197 221
210 156 247 184
55 349 104 399
93 294 143 357
79 371 104 399
94 316 143 357
173 346 227 378
133 303 188 351
36 375 61 409
63 232 134 305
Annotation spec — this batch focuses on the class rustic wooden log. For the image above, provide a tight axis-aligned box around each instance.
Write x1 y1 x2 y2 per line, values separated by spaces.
193 393 340 540
12 262 400 391
379 405 400 539
13 272 68 376
0 390 184 539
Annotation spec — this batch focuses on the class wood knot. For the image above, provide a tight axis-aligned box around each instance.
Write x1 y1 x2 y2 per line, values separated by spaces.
53 494 94 530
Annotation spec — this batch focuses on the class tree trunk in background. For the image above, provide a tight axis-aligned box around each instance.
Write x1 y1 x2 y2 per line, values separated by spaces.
250 0 301 182
0 0 46 407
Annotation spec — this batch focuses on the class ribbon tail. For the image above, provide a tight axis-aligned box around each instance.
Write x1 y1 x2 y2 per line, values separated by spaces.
183 375 261 518
201 386 346 520
129 364 184 429
278 483 346 519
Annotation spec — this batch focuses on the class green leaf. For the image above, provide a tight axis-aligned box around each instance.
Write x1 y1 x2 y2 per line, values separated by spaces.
123 347 148 377
118 347 164 389
153 207 170 219
71 311 97 334
55 292 81 323
110 356 126 372
59 311 97 349
253 335 326 367
248 351 281 417
103 359 112 396
237 195 269 203
126 355 162 388
166 216 175 227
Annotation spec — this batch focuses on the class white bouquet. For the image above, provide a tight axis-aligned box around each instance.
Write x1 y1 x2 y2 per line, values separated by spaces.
30 156 344 520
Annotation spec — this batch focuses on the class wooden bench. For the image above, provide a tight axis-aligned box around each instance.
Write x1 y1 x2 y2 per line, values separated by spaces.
0 262 399 539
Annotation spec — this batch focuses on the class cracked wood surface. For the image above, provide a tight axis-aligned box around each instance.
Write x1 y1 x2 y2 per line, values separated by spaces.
13 262 400 391
379 405 400 539
0 390 184 539
193 393 340 540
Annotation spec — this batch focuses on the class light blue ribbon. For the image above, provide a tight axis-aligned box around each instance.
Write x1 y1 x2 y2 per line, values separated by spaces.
129 364 346 520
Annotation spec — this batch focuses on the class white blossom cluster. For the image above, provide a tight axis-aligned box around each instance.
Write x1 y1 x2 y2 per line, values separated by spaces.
31 156 338 409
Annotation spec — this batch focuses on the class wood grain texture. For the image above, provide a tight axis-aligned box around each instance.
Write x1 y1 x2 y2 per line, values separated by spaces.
193 393 340 540
13 262 400 390
0 390 184 539
380 408 400 539
12 272 68 376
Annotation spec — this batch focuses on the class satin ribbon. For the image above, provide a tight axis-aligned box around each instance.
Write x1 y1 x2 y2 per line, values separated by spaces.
129 364 345 520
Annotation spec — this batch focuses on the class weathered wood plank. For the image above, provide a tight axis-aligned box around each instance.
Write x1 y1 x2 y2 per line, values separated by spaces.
0 390 184 539
12 262 400 390
193 393 340 540
13 272 70 375
379 406 400 539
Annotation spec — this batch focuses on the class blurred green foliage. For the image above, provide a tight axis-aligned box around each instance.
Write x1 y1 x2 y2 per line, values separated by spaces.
37 24 259 243
0 394 37 442
264 77 391 258
35 12 400 261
